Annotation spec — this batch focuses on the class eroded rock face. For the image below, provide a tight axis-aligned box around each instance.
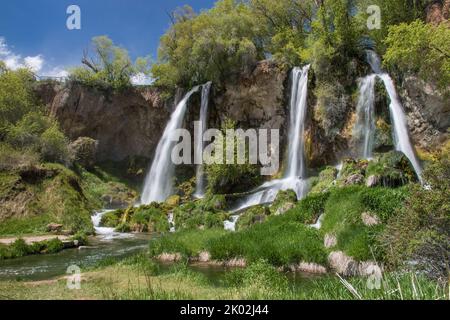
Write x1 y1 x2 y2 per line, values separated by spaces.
398 76 449 151
211 60 288 148
35 83 170 162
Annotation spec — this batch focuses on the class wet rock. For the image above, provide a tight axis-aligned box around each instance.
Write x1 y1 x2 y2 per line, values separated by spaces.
198 251 211 263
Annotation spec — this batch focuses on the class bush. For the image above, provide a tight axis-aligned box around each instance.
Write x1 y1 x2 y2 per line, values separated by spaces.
236 205 270 231
6 112 70 165
380 150 450 282
45 238 64 254
40 125 70 164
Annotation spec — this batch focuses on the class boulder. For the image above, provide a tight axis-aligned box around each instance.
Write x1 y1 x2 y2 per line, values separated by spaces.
361 212 381 226
69 137 98 168
366 175 380 188
47 223 64 233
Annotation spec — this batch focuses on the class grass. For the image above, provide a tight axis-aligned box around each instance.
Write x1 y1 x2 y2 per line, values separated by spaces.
149 229 227 259
321 186 408 261
208 221 327 266
0 238 65 260
0 256 446 300
0 214 53 237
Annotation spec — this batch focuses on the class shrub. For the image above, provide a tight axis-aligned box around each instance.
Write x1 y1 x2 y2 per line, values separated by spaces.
45 238 64 254
380 150 450 282
40 125 71 164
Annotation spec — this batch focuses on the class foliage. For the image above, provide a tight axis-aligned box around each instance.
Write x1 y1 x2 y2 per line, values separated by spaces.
205 119 262 194
0 66 36 138
6 111 71 165
172 195 229 231
380 149 450 282
69 36 151 90
236 205 270 231
152 1 264 92
384 20 450 92
0 237 65 260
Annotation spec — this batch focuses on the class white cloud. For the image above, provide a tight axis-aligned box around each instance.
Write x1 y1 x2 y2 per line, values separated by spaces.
131 72 153 86
24 55 44 73
0 37 67 77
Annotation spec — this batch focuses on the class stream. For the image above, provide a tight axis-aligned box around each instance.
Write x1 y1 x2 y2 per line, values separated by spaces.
0 211 324 286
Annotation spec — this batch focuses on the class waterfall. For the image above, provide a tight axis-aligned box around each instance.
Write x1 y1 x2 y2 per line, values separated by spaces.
353 74 377 159
379 74 423 178
232 65 311 212
194 82 212 198
364 50 422 178
141 86 200 204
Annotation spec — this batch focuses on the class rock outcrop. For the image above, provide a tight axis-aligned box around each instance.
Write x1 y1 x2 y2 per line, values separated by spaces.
398 76 449 151
35 82 170 162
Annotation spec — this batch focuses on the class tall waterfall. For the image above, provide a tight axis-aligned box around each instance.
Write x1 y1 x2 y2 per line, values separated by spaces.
353 74 377 159
194 82 212 198
364 51 422 178
233 65 311 212
141 86 200 204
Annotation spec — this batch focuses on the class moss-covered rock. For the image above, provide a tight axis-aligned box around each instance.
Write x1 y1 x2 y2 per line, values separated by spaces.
366 151 418 187
236 205 270 231
101 204 170 233
373 118 394 152
172 195 229 231
269 190 297 215
310 166 339 194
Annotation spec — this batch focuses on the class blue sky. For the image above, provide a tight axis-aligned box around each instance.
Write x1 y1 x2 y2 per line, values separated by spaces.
0 0 215 77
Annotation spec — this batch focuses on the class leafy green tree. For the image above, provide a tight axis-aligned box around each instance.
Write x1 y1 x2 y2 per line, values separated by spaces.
152 0 265 91
70 36 151 90
0 65 36 138
357 0 432 52
383 20 450 91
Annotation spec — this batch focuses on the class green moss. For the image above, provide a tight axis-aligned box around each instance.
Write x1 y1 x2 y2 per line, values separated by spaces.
366 151 418 186
280 192 330 225
269 190 297 215
310 166 338 194
172 195 229 231
236 206 270 231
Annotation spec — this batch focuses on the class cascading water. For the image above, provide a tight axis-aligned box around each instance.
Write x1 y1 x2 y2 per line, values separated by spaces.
232 65 311 212
353 74 377 159
364 50 422 178
141 86 200 204
194 82 212 198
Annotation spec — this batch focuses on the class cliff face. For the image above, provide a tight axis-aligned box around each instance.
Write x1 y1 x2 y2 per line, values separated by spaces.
35 63 448 172
35 83 170 162
398 76 449 151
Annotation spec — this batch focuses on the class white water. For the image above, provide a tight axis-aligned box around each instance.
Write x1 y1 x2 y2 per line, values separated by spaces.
232 65 311 212
91 210 132 241
365 51 422 178
353 74 377 159
224 215 240 232
168 212 175 233
310 213 325 230
141 86 200 204
194 82 212 198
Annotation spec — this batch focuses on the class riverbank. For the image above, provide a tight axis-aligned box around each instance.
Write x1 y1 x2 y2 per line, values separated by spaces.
0 254 446 300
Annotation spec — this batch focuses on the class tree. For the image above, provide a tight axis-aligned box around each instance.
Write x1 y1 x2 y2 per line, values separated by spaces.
0 65 36 138
383 20 450 92
70 36 151 90
152 0 265 91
